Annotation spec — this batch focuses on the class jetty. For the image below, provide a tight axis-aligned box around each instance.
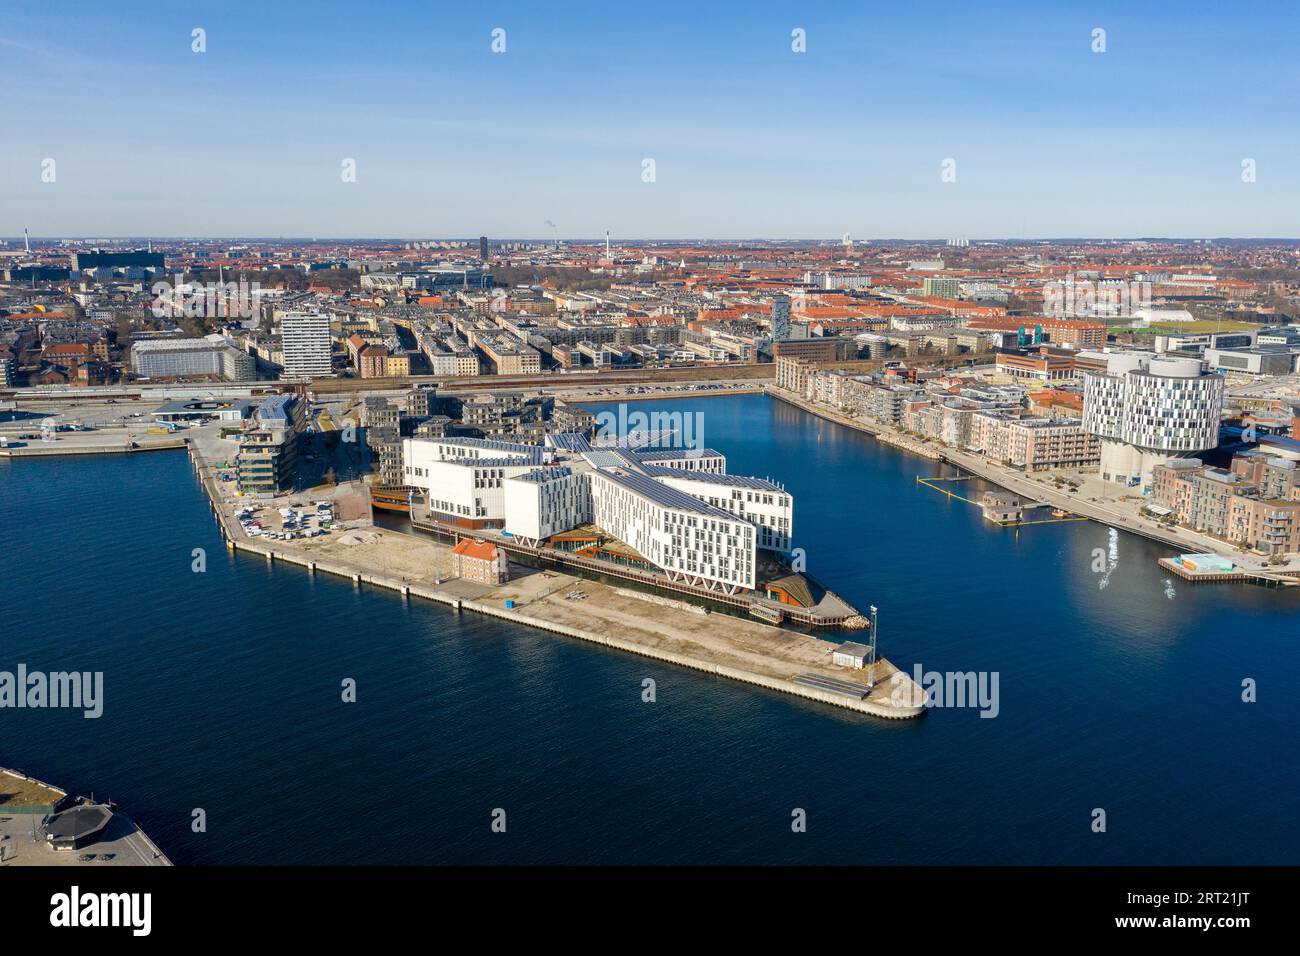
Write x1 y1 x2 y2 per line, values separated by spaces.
0 768 171 867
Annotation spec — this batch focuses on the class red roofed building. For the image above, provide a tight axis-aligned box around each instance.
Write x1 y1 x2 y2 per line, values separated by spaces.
1029 388 1086 415
696 305 770 323
345 333 370 367
358 344 390 379
809 317 889 336
451 538 509 585
620 315 679 327
41 342 94 365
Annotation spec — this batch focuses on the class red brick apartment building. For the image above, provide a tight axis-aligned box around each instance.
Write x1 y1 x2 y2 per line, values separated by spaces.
1151 455 1300 556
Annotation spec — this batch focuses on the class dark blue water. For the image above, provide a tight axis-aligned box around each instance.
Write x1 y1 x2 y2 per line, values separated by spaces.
1 394 1297 865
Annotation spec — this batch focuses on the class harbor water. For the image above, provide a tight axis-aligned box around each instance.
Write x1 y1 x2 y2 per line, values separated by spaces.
1 393 1297 864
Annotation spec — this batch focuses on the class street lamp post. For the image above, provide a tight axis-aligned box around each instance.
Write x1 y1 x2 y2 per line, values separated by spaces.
868 604 879 686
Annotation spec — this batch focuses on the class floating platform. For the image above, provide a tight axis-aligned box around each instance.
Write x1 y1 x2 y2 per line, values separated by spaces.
1157 556 1298 587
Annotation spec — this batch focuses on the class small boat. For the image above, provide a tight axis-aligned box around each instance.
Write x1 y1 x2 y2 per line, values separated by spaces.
370 487 412 512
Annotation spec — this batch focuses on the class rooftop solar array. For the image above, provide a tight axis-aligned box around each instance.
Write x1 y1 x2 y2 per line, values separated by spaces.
637 464 784 492
545 432 593 453
594 468 742 521
592 428 675 449
257 394 296 421
433 437 543 455
631 447 726 462
457 452 549 467
515 466 574 483
581 449 638 471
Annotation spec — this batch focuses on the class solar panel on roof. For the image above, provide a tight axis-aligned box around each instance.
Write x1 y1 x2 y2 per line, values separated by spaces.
632 447 725 461
593 469 742 521
638 464 783 491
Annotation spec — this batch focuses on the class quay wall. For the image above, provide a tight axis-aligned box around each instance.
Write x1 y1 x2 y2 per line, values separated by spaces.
224 534 923 719
0 437 187 458
0 767 173 864
564 386 765 403
767 387 942 459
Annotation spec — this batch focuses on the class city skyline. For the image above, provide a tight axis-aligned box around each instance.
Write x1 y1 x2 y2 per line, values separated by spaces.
10 234 1300 243
4 1 1300 238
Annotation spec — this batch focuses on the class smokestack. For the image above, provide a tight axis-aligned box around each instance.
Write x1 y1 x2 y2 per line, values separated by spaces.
605 230 610 259
24 228 30 255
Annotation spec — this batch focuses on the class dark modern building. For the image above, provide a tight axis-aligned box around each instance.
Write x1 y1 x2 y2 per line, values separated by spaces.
40 798 114 850
236 394 307 495
70 249 165 271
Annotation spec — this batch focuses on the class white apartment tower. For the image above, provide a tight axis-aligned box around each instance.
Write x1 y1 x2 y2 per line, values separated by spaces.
280 311 334 379
1082 353 1225 488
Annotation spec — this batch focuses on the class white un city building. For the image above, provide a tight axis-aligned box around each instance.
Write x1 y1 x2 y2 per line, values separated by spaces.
401 432 792 594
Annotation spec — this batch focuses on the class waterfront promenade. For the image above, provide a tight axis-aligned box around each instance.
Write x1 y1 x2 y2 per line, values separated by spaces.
768 386 1300 587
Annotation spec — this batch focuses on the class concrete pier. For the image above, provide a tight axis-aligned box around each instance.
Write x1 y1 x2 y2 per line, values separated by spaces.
188 442 925 720
0 768 171 867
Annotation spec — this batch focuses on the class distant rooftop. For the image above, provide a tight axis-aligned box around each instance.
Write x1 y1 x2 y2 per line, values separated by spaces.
257 394 296 422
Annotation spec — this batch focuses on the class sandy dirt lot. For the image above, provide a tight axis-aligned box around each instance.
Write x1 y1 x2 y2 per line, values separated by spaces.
290 526 903 693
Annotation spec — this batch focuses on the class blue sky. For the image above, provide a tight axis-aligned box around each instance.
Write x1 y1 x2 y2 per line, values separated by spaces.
3 0 1299 239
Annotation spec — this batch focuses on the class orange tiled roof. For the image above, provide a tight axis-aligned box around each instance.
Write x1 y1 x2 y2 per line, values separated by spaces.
452 539 499 561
